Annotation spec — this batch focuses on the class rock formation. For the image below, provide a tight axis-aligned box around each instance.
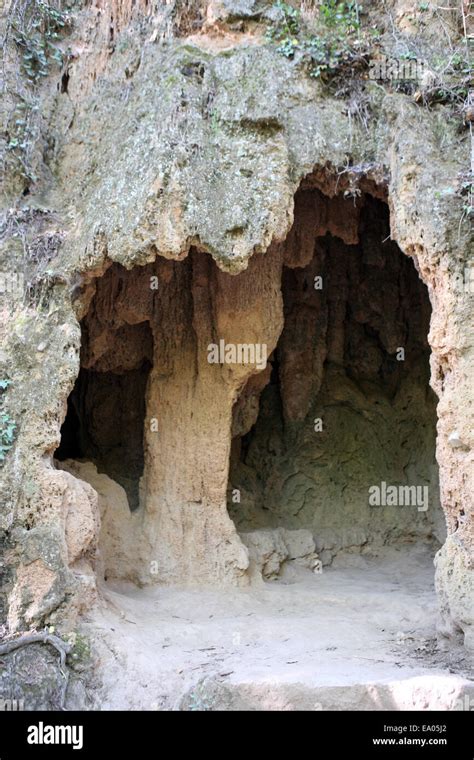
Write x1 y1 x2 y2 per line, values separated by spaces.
0 0 472 669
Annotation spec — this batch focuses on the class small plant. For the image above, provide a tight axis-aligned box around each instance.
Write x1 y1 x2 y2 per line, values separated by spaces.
3 0 72 185
11 0 70 84
65 631 91 666
267 1 367 83
318 0 360 31
0 381 17 464
187 680 214 711
305 1 363 80
266 1 301 58
419 49 471 107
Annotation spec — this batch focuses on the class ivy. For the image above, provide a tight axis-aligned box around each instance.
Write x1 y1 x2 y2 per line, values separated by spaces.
11 0 70 84
3 0 72 185
0 381 17 464
318 0 360 31
266 2 300 59
266 1 367 82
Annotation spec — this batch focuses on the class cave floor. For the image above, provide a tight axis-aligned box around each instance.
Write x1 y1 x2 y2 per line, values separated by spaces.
79 544 474 710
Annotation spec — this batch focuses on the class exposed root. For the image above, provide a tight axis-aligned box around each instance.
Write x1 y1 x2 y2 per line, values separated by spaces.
0 632 72 709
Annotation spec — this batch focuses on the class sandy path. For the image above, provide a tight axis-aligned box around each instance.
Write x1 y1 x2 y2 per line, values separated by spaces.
80 544 474 710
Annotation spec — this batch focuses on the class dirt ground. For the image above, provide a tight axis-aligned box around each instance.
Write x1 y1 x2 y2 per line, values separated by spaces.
79 544 474 711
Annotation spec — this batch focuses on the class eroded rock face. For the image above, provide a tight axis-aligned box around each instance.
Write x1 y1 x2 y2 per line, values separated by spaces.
241 528 319 579
5 467 99 632
56 247 284 586
55 188 444 591
0 0 472 650
60 460 140 585
436 535 474 650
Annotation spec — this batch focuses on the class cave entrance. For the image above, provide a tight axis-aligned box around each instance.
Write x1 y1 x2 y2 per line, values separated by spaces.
55 364 151 511
228 186 444 575
53 179 444 587
53 252 256 587
55 265 154 511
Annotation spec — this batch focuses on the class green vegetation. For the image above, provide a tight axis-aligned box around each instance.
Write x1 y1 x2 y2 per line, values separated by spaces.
0 381 17 464
65 631 91 666
3 0 72 184
266 1 367 82
266 1 470 108
11 0 69 84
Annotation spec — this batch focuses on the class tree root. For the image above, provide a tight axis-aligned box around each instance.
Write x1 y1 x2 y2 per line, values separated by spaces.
0 632 73 710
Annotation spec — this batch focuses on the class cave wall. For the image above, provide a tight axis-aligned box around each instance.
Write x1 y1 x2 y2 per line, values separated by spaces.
56 266 154 508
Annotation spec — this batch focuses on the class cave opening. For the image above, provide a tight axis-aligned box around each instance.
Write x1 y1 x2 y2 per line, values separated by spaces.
55 265 154 512
53 179 444 586
55 364 151 511
228 187 444 574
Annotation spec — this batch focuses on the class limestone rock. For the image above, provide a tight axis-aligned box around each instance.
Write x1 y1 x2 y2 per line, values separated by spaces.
240 529 288 579
435 535 474 650
240 528 320 579
60 460 141 584
0 0 471 654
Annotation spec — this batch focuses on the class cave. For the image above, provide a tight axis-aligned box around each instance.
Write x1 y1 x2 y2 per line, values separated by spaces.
55 365 151 511
55 285 153 511
227 187 444 574
53 175 443 588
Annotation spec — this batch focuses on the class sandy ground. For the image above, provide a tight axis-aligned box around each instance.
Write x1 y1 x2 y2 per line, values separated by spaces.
78 544 474 710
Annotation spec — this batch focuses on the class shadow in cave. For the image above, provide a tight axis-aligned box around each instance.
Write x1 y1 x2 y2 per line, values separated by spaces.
55 336 152 511
228 192 444 565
